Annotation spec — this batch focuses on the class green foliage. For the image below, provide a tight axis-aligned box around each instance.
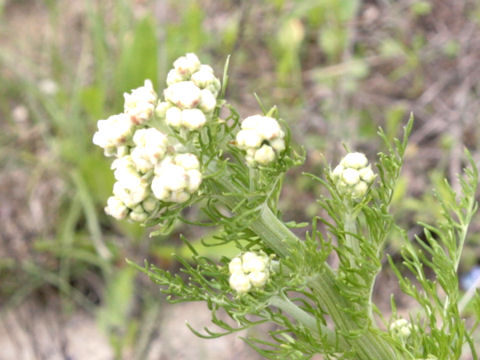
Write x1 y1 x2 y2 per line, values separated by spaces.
115 16 159 99
389 152 479 359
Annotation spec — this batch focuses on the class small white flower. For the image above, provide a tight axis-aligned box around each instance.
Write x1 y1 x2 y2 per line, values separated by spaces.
130 128 168 173
235 115 286 166
342 168 360 186
105 196 128 220
181 108 207 129
142 196 158 213
124 79 157 125
229 272 252 294
166 69 186 86
352 181 368 199
93 113 133 157
248 271 269 288
113 178 149 208
254 145 276 165
129 205 149 222
341 152 368 169
331 152 375 200
198 89 217 113
175 153 200 170
389 318 412 339
155 101 171 118
191 69 217 89
227 252 271 293
270 138 286 152
164 81 201 109
165 106 183 127
236 129 262 148
151 154 202 203
242 252 268 273
173 53 201 76
359 166 375 183
229 257 243 274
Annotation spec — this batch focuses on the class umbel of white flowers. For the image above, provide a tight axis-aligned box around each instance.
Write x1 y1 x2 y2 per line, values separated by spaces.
331 152 376 200
235 115 286 166
156 53 221 130
228 252 271 294
389 318 412 339
92 53 223 222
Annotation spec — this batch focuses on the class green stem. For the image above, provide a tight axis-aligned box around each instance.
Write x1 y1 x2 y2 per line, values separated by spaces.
269 295 344 350
210 169 404 359
344 209 360 267
253 206 402 360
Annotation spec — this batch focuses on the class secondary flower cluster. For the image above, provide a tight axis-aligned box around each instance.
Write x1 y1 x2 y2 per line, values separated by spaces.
331 152 375 200
156 53 221 131
228 252 271 294
235 115 286 166
92 53 221 222
389 318 412 339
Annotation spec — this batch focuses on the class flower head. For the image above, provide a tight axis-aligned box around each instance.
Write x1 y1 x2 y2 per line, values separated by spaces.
389 318 412 339
130 128 168 173
158 53 220 131
92 113 134 157
228 251 271 293
331 152 376 200
235 115 286 166
151 154 202 203
123 79 157 125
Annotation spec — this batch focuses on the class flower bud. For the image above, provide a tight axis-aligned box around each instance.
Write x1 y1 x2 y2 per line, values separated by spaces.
228 257 243 274
164 81 201 109
165 107 182 127
155 101 171 118
331 152 375 200
123 79 157 125
198 89 217 114
151 154 202 203
129 205 149 222
173 53 201 77
254 145 276 165
229 272 252 294
105 196 128 220
248 271 269 288
235 115 286 166
228 252 271 293
389 318 412 339
93 113 133 157
181 108 207 130
130 128 168 173
166 69 186 86
242 252 268 273
341 152 368 169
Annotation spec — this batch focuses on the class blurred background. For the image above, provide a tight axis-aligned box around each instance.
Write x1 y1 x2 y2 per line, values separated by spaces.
1 0 480 359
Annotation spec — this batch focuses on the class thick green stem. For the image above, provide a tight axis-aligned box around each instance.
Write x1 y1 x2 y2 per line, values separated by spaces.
252 206 402 360
269 295 344 350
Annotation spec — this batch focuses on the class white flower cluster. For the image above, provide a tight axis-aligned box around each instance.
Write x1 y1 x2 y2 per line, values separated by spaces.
151 154 202 203
93 55 216 221
235 115 286 166
156 53 221 131
331 152 375 200
228 252 271 294
124 79 157 125
93 80 157 157
389 318 412 339
105 155 155 221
